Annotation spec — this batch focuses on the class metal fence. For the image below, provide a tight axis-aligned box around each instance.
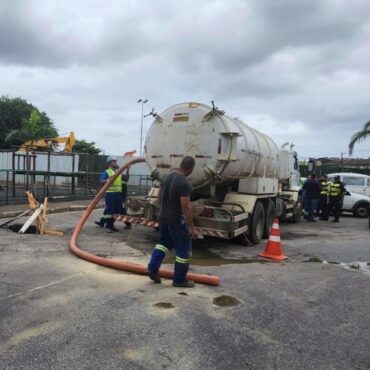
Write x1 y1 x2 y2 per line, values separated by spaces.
0 150 152 206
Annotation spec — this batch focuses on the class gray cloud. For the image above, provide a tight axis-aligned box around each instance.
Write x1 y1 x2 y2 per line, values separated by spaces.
0 2 69 67
0 0 370 158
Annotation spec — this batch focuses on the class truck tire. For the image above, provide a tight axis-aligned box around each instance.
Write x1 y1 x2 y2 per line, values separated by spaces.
354 202 369 218
263 199 276 239
248 201 265 245
289 199 302 223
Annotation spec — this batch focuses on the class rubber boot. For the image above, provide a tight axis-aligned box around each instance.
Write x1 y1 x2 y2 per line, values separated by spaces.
173 262 189 285
148 249 166 274
105 218 118 232
148 249 166 283
94 217 106 227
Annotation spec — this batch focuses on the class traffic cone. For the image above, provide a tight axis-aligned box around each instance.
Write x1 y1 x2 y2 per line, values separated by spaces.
258 218 287 260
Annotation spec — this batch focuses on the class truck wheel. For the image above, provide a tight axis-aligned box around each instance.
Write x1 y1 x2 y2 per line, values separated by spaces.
263 199 276 239
354 203 369 218
290 200 302 223
248 201 265 245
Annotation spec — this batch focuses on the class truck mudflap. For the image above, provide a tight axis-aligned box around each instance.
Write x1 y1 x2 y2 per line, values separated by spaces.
115 215 231 239
285 203 294 218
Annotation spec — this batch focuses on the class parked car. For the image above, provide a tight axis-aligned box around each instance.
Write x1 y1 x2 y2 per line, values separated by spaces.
342 190 370 218
300 178 370 218
327 172 370 197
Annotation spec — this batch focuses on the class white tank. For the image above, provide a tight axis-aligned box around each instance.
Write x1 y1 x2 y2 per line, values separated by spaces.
144 102 286 190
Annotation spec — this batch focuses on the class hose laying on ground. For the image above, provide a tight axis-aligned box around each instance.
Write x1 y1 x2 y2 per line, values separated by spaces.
69 158 220 286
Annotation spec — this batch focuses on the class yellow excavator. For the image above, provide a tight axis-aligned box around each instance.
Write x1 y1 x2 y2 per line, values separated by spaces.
18 132 76 152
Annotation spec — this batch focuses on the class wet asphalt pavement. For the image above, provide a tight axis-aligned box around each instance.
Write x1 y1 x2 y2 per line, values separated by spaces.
0 210 369 369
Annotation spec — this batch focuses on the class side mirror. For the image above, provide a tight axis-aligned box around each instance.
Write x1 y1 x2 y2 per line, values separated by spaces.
345 191 351 196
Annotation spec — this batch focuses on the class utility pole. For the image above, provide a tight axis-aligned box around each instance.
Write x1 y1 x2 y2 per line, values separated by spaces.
340 152 348 172
137 99 148 157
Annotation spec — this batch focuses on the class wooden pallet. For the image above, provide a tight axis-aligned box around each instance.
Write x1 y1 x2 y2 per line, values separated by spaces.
18 191 64 236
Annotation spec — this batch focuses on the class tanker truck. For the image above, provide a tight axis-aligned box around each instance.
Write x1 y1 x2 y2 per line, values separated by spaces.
125 102 301 245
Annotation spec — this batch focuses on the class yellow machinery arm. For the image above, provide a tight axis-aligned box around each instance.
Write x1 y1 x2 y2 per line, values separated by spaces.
19 132 76 152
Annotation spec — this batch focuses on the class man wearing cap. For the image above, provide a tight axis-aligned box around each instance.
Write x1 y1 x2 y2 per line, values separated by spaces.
95 156 129 232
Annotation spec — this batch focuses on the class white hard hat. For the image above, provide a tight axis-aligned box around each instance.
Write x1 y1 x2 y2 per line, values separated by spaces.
107 156 117 163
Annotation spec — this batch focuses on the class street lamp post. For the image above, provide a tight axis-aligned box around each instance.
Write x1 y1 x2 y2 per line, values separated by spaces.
137 98 148 157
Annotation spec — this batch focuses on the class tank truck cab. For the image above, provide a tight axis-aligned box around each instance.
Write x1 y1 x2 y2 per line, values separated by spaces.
277 143 302 222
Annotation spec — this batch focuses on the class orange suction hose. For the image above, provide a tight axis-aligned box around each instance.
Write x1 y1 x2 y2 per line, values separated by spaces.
69 158 220 286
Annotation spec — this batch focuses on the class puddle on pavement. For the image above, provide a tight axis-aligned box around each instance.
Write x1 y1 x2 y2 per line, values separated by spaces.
323 261 370 276
165 255 267 266
153 302 175 309
213 295 241 307
126 231 267 266
302 257 370 275
125 229 270 266
283 232 319 240
302 257 322 263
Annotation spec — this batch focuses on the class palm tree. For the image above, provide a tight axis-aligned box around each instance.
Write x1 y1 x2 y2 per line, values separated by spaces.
348 120 370 156
5 109 56 149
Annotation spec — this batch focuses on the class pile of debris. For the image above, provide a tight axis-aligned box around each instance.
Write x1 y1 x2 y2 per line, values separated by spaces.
0 191 63 236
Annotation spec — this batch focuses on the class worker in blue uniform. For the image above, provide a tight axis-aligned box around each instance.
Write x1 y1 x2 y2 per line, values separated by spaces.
95 156 128 232
147 156 198 288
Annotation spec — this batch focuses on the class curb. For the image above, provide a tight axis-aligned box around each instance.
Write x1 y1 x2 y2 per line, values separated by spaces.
0 203 104 220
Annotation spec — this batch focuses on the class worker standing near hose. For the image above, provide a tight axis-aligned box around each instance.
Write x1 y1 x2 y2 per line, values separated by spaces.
95 156 126 233
147 156 198 288
71 157 220 286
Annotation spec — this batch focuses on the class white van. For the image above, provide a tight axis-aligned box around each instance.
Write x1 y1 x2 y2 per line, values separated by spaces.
327 173 370 198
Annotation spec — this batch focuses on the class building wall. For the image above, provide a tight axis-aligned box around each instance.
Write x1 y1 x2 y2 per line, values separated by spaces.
0 151 150 186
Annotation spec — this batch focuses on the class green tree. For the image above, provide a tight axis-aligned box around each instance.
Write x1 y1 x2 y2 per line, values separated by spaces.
0 96 58 149
73 139 102 154
348 120 370 156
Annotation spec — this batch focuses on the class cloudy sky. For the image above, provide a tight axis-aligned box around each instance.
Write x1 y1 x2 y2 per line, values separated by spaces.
1 0 370 159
